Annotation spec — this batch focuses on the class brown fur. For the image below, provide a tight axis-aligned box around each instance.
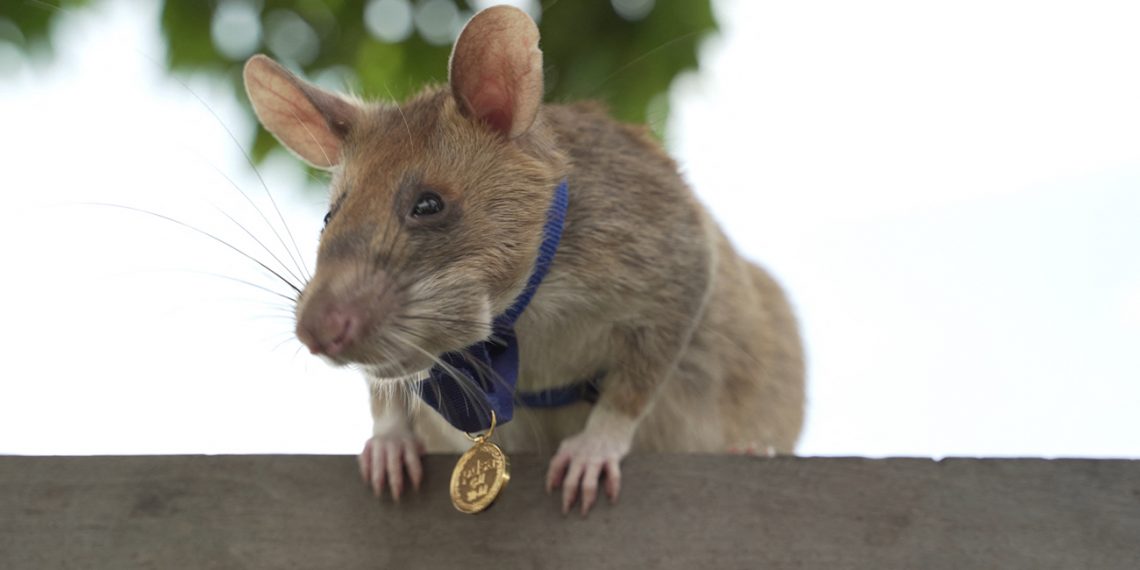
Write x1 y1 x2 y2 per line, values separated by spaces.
406 100 805 454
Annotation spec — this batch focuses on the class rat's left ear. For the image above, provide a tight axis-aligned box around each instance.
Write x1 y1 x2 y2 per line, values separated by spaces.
448 5 543 139
243 54 357 169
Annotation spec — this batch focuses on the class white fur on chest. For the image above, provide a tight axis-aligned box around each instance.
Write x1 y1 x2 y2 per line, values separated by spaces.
513 283 614 393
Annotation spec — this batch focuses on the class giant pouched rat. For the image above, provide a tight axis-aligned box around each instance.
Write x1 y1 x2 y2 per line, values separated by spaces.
242 5 804 515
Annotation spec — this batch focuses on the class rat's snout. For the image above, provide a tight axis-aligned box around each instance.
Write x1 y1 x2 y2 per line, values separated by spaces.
296 305 360 357
295 262 395 359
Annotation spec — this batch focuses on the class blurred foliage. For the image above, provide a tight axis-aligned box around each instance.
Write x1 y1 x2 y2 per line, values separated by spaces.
0 0 91 58
5 0 716 164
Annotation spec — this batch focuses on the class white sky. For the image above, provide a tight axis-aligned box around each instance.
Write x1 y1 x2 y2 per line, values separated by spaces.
1 0 1138 458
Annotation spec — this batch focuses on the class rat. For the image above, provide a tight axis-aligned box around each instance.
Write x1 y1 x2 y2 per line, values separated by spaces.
242 5 804 516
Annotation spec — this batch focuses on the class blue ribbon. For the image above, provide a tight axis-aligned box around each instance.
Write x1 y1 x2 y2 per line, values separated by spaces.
419 179 591 432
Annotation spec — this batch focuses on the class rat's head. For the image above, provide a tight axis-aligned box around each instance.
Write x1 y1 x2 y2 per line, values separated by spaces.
243 6 563 377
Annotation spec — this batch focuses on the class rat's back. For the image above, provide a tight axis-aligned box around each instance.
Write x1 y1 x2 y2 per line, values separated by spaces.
502 101 806 454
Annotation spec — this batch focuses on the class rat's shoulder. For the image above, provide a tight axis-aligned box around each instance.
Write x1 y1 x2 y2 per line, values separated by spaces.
541 101 678 177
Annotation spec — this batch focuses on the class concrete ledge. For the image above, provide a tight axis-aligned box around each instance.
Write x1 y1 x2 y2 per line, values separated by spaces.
1 455 1137 569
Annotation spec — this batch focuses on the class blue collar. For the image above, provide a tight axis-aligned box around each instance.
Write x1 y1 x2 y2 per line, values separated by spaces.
419 179 593 432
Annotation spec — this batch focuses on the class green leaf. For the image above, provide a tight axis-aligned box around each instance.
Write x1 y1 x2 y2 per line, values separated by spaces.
8 0 716 171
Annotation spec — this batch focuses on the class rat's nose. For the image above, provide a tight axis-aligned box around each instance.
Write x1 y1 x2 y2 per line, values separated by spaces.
297 306 361 356
294 263 394 360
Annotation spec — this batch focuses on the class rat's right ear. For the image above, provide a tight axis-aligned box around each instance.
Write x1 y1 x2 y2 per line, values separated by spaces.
243 54 357 169
448 6 543 139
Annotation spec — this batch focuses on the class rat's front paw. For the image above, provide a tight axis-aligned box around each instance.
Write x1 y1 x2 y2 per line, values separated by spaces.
358 431 426 502
545 431 630 516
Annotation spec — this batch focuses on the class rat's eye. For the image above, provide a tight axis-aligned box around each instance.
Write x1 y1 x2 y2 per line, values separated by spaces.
411 192 445 217
322 211 332 226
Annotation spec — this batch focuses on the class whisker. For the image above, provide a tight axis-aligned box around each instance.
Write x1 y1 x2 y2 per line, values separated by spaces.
197 163 308 286
29 0 314 288
102 267 297 305
187 269 298 304
82 203 302 296
151 59 313 284
286 108 335 175
456 349 523 405
456 347 547 448
248 314 296 323
587 31 703 99
55 20 317 284
291 342 307 360
389 334 494 427
396 314 489 329
270 334 302 352
383 85 413 140
373 337 415 382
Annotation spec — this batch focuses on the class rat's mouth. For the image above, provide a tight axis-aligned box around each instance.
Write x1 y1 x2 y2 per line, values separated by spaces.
360 354 434 378
323 337 441 378
293 263 494 379
365 364 431 382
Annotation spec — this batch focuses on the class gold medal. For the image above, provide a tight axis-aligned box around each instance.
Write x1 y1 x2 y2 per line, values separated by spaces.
450 410 510 514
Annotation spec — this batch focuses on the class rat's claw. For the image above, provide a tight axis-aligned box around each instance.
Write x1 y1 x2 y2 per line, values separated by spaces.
358 441 372 484
545 453 570 493
579 462 603 516
404 443 424 491
726 442 777 457
369 439 386 497
547 430 630 516
386 446 404 502
358 431 425 501
603 460 621 503
560 459 586 514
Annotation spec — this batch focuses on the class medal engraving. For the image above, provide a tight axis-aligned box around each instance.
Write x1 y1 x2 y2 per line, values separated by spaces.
450 440 510 514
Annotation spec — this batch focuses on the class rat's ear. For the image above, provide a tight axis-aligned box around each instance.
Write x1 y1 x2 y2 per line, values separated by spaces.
243 54 357 169
448 6 543 139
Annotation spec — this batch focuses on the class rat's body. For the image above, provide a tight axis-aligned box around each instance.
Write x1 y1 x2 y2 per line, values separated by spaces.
409 100 804 456
243 6 803 515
